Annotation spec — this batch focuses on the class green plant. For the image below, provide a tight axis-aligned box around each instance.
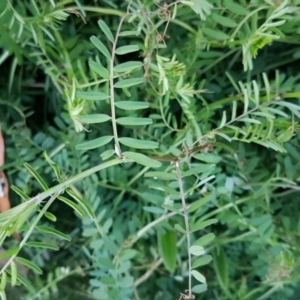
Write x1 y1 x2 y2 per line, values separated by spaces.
1 0 300 299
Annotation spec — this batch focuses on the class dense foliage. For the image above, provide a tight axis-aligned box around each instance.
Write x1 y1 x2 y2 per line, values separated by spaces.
1 0 300 299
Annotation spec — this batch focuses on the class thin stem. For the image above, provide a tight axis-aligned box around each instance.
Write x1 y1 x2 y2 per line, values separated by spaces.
127 207 190 252
109 15 128 154
128 166 149 185
136 211 177 239
256 284 281 300
63 6 125 17
93 217 105 237
198 196 251 221
176 162 192 297
133 285 141 300
134 259 162 287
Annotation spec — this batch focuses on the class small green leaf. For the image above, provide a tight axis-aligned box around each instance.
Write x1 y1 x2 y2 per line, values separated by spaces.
211 13 237 28
66 189 95 219
158 230 177 272
150 184 178 195
202 28 229 40
36 226 71 241
98 20 114 43
145 171 176 180
89 60 109 79
0 271 7 291
116 117 152 126
277 128 294 143
174 224 186 234
190 218 218 233
0 247 19 260
188 194 213 213
90 36 111 59
114 78 144 88
183 164 213 177
10 261 17 286
184 0 213 20
189 245 205 256
10 186 29 200
78 114 111 124
123 151 161 168
44 211 57 222
24 163 48 190
25 241 59 251
238 117 261 124
119 137 158 149
220 110 227 127
115 101 149 110
224 0 248 15
143 206 164 214
114 61 143 73
43 152 61 182
98 257 114 269
194 233 216 247
115 45 140 55
76 91 110 101
276 101 300 119
15 257 42 274
119 31 139 36
82 228 98 237
191 270 206 284
119 276 134 288
101 276 116 285
192 284 208 294
162 204 183 216
192 255 212 268
94 290 108 299
193 153 222 163
58 196 85 217
14 273 29 287
76 136 113 150
214 248 229 289
118 249 137 262
100 149 115 160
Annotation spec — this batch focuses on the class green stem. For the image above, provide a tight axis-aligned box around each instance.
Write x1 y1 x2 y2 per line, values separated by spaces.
176 163 192 297
24 159 122 208
136 211 177 239
64 6 125 17
109 15 128 154
256 284 281 300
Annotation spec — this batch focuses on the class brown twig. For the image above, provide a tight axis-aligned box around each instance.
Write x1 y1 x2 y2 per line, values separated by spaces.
149 142 214 162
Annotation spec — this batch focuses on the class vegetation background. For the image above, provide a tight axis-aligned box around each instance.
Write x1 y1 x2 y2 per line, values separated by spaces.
0 0 300 299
